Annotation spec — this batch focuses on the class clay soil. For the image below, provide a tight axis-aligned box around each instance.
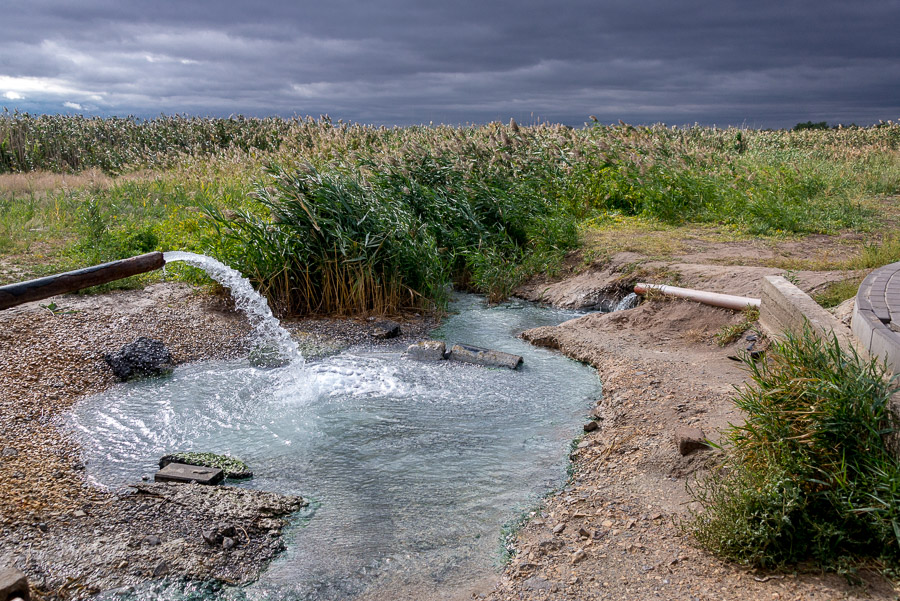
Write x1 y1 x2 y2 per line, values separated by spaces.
1 236 897 600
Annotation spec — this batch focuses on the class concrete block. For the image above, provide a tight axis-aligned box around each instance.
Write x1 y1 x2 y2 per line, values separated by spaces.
869 327 900 375
851 302 875 350
759 276 855 351
406 340 447 361
154 463 224 485
0 567 29 601
448 344 523 370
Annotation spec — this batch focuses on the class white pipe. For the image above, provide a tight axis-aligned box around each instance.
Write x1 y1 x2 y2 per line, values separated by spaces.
634 282 760 311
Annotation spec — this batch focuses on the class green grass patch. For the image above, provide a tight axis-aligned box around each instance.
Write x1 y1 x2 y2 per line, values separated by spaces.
813 277 866 309
688 328 900 575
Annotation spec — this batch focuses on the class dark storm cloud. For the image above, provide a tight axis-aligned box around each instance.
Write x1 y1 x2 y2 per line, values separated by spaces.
1 0 897 126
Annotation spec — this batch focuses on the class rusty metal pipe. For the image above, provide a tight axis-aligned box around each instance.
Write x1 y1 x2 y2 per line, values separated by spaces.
0 251 165 311
634 282 760 311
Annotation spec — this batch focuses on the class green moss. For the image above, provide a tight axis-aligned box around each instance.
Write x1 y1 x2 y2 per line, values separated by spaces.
162 452 252 479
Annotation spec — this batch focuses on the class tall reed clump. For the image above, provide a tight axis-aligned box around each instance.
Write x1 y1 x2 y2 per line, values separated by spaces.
203 141 580 315
688 328 900 575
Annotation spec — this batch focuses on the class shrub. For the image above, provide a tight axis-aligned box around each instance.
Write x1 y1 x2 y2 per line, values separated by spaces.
688 328 900 573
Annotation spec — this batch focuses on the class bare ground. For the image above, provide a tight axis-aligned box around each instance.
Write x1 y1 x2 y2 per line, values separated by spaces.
485 250 897 601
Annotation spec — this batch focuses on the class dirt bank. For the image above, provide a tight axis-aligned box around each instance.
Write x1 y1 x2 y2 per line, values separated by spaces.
485 255 896 601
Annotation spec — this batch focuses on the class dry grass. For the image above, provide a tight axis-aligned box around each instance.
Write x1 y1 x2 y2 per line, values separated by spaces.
0 169 113 197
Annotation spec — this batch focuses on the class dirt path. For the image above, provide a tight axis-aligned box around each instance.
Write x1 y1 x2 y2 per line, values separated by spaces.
485 256 896 601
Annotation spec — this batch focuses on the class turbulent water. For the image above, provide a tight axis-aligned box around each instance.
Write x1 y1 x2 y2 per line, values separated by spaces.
615 292 640 311
163 251 301 365
71 293 601 601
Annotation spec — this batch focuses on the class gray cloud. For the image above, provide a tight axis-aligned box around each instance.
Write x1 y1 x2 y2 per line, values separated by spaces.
0 0 897 126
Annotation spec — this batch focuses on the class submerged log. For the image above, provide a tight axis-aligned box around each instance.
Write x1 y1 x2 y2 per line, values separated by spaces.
0 251 165 311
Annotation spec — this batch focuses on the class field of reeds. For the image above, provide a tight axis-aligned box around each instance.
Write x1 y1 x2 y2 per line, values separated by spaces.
1 113 898 314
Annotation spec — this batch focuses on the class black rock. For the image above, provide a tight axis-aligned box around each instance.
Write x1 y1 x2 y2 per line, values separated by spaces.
104 337 173 381
371 320 401 339
202 528 221 546
222 536 235 551
152 560 168 577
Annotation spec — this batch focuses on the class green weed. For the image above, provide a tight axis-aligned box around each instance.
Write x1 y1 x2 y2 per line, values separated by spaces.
715 307 760 346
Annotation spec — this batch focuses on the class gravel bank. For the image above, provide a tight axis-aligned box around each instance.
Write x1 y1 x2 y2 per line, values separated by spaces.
0 282 435 600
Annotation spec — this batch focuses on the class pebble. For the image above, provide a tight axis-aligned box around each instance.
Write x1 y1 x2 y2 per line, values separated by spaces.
152 560 168 577
552 523 566 534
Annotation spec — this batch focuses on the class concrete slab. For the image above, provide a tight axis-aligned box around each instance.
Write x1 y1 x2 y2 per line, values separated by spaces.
154 463 224 485
448 344 523 370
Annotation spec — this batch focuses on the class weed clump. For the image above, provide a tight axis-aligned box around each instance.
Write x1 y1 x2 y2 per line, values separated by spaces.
688 328 900 574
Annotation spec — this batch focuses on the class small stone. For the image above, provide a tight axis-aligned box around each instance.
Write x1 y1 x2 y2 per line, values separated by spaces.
371 320 401 339
73 510 86 518
222 536 235 550
0 567 29 601
220 525 236 538
104 337 173 381
552 522 566 534
37 522 48 532
152 560 168 577
674 426 709 456
578 526 592 538
143 535 161 546
601 520 613 528
583 421 599 432
202 529 221 546
1 447 18 458
571 549 587 564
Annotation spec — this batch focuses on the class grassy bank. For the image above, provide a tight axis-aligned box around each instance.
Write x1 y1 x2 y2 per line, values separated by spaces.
1 114 898 313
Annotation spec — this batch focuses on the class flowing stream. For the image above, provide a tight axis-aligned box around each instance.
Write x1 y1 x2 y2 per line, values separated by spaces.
70 257 603 601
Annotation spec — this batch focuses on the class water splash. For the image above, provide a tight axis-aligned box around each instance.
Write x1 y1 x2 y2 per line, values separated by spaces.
614 292 640 311
163 251 301 366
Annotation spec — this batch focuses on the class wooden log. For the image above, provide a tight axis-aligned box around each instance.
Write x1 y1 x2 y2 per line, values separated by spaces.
0 251 165 311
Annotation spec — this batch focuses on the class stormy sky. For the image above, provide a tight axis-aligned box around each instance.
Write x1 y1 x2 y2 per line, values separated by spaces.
1 0 897 128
